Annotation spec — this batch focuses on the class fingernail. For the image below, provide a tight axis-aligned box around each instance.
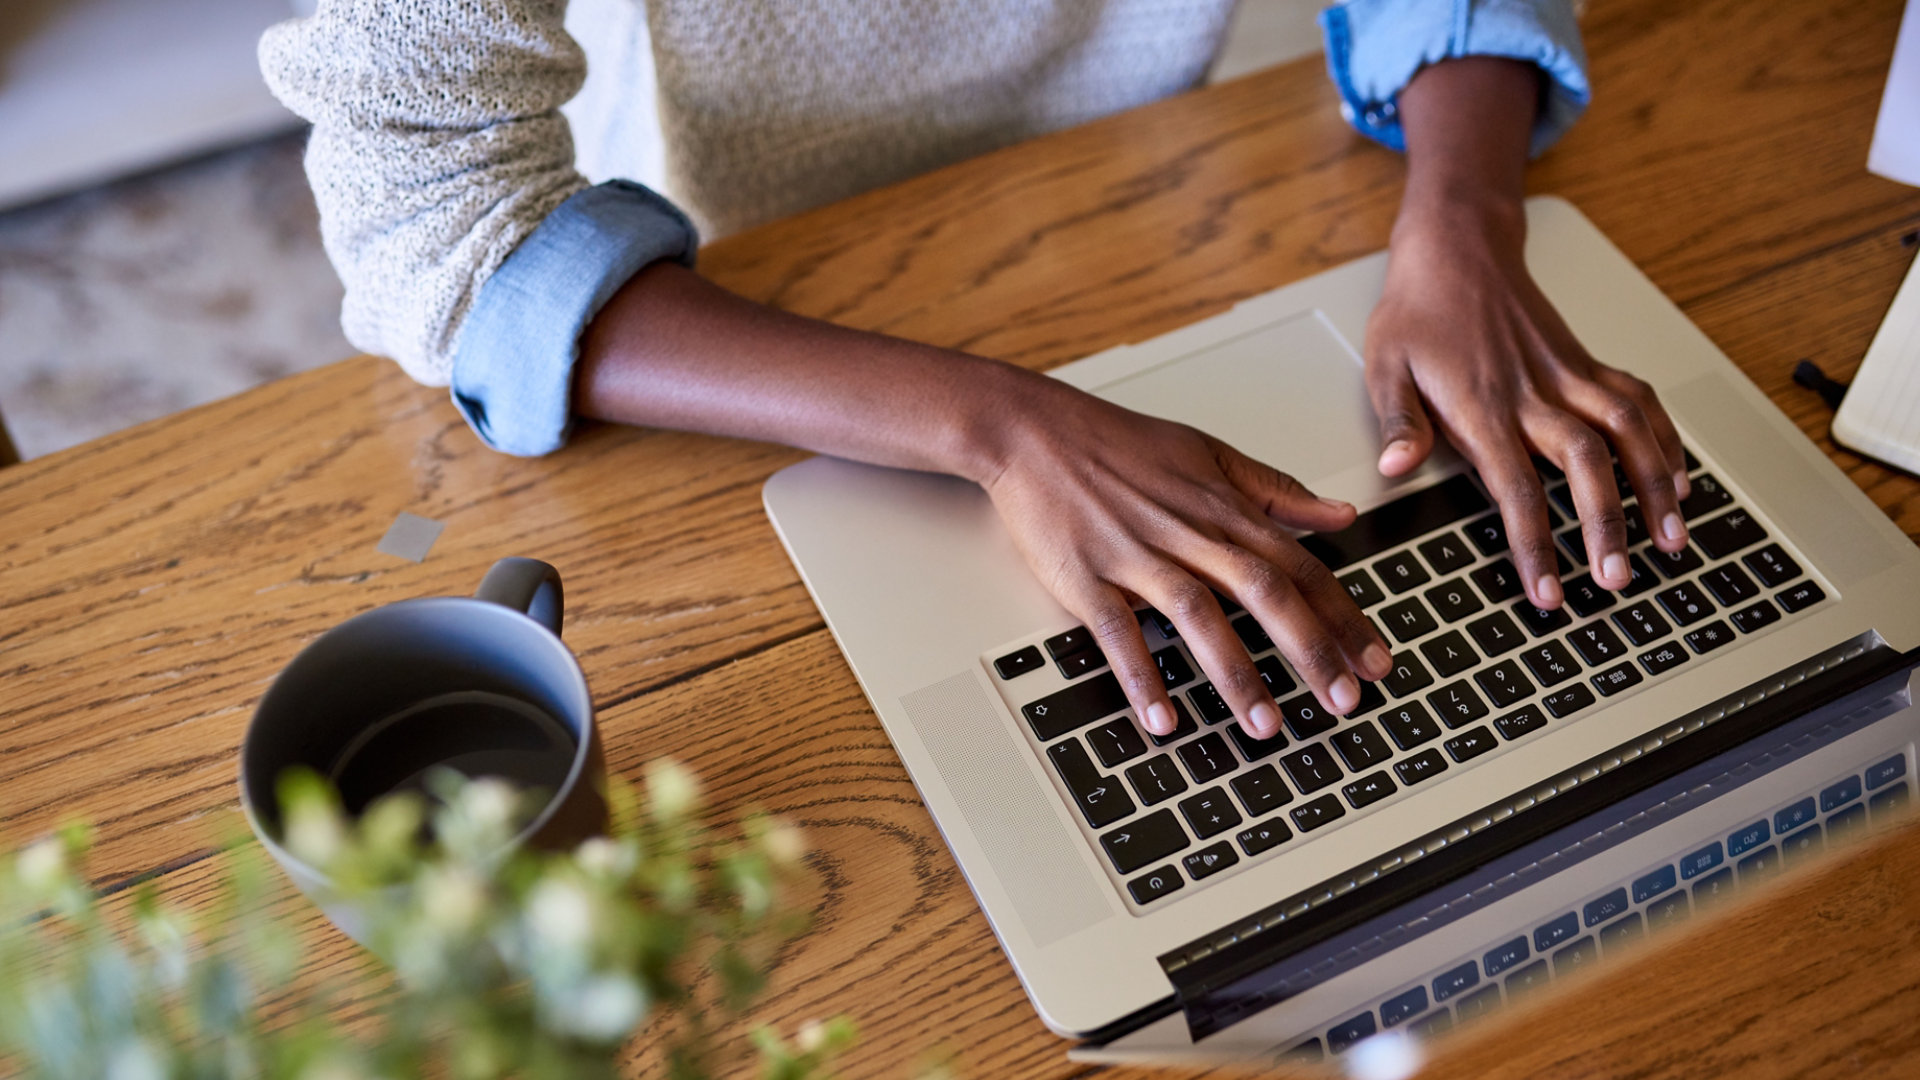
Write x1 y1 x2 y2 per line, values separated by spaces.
1675 471 1692 500
1146 701 1175 736
1318 496 1354 512
1535 574 1563 607
1363 644 1392 676
1662 512 1685 543
1601 553 1628 584
1330 675 1360 714
1250 702 1282 739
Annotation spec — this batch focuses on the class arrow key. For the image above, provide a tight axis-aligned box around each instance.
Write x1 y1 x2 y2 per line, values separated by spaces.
1182 840 1240 881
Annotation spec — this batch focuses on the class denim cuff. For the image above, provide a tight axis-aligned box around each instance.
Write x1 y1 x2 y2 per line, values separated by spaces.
1320 0 1590 157
451 180 698 456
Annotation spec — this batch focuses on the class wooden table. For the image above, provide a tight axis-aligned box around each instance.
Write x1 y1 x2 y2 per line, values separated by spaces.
5 0 1920 1075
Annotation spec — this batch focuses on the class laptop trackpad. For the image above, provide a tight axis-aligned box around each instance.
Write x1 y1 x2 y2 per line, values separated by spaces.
1090 312 1377 485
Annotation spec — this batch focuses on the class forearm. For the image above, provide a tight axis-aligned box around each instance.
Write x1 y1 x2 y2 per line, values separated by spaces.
574 262 1045 484
1395 56 1540 239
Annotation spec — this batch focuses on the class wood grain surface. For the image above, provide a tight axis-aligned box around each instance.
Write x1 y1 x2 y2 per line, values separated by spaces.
4 0 1920 1076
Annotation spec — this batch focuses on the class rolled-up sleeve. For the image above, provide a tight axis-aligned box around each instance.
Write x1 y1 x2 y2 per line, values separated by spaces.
1319 0 1589 156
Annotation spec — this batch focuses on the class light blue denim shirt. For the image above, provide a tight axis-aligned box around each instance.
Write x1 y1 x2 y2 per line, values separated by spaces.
452 0 1588 456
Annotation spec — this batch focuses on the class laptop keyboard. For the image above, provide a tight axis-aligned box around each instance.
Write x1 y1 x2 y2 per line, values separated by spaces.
987 447 1835 910
1282 750 1913 1062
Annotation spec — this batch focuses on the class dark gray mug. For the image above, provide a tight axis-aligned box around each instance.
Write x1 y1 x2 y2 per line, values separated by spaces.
239 557 607 936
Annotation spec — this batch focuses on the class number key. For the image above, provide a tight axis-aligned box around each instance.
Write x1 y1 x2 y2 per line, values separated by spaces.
1656 582 1716 626
1519 640 1581 687
1379 702 1442 750
1613 602 1672 646
1280 746 1345 793
1330 721 1393 770
1742 544 1800 588
1475 659 1536 708
1428 680 1490 728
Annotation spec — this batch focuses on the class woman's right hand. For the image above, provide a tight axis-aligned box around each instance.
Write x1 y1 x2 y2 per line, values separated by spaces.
972 372 1394 742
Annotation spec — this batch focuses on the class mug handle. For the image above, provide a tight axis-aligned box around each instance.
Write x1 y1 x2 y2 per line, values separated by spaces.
474 557 564 635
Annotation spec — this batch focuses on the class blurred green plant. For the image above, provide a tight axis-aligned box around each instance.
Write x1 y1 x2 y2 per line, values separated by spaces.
0 760 852 1080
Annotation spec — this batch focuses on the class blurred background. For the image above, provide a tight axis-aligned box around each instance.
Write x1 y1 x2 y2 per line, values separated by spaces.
0 0 1324 461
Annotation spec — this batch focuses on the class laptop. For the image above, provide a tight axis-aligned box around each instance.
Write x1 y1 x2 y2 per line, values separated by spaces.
762 197 1920 1059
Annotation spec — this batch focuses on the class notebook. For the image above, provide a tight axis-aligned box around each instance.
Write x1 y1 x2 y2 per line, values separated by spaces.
1834 251 1920 476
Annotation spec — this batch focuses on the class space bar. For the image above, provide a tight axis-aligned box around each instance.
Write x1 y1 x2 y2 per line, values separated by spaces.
1296 474 1490 572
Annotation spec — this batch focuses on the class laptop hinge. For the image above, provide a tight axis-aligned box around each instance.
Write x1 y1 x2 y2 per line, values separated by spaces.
1153 633 1916 1042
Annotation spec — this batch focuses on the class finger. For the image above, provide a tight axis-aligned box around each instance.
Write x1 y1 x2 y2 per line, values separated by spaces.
1456 419 1563 609
1190 539 1367 723
1213 441 1358 531
1217 512 1393 681
1595 365 1694 511
1522 401 1633 590
1563 372 1689 555
1365 353 1437 478
1067 580 1178 736
1133 565 1284 740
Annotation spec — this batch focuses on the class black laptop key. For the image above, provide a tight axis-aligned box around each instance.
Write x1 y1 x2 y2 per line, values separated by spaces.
1829 802 1869 842
1638 640 1690 676
1226 721 1288 762
1408 1010 1452 1041
1340 568 1387 609
1022 672 1128 741
1419 630 1479 678
1542 684 1595 718
1298 474 1490 570
1176 732 1238 784
1230 763 1294 816
1153 646 1197 689
1087 717 1149 767
1127 865 1185 905
1684 619 1735 655
1584 887 1630 927
1183 840 1240 881
1568 621 1628 666
1870 782 1910 823
1289 793 1347 833
1047 738 1136 828
1455 984 1503 1021
1561 574 1617 618
1379 702 1441 750
1692 508 1767 559
994 646 1044 679
1738 845 1781 883
1147 698 1198 748
1141 607 1178 640
1483 937 1530 977
1548 482 1582 520
1555 528 1588 568
1633 865 1677 904
1534 911 1579 952
1513 600 1572 637
1433 961 1481 1002
1056 649 1106 678
1646 891 1691 931
1678 473 1734 519
1465 512 1511 556
1343 770 1396 809
1331 721 1394 771
1444 725 1499 763
1612 602 1671 646
1554 937 1600 979
1254 654 1297 699
1774 796 1817 836
1656 581 1715 626
1470 558 1526 604
1727 819 1770 857
1418 531 1477 574
1381 985 1429 1029
1475 659 1535 708
1382 652 1435 697
1178 787 1243 839
1519 640 1581 687
1782 826 1823 865
1231 614 1274 655
1821 775 1862 812
1237 817 1293 856
1776 580 1826 613
1494 704 1548 741
1429 680 1490 728
1374 551 1432 594
1729 598 1781 634
1347 679 1386 718
1280 692 1339 740
1679 841 1723 879
1100 809 1189 875
1395 748 1449 786
1466 610 1527 657
1124 754 1189 805
1424 578 1485 624
1380 596 1439 643
1043 626 1094 659
1700 564 1758 606
1742 544 1801 588
1591 660 1643 697
1506 959 1552 1000
1326 1011 1378 1053
1866 754 1907 789
1620 553 1660 597
1647 543 1704 579
1280 745 1344 793
1188 681 1234 724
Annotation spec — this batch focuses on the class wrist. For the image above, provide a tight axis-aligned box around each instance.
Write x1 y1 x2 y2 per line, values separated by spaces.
932 355 1065 488
1392 186 1526 263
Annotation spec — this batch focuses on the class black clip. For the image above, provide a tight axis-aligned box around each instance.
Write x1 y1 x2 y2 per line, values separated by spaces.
1792 360 1849 412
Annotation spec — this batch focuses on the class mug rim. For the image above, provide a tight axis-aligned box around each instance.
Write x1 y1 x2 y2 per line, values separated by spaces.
238 595 596 880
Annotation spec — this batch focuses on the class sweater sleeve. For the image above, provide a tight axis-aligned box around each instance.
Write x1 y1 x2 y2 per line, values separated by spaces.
260 0 695 455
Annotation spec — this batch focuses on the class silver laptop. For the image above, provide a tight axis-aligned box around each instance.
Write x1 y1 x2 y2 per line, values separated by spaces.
762 197 1920 1059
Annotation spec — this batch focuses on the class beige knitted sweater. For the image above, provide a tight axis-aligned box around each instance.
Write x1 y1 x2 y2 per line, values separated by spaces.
260 1 1237 388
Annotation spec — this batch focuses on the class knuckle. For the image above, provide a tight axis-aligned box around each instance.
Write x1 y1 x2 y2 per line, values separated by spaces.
1235 560 1289 608
1163 579 1216 624
1562 427 1610 468
1587 503 1628 535
1089 605 1140 646
1289 634 1344 678
1118 666 1163 700
1217 663 1266 703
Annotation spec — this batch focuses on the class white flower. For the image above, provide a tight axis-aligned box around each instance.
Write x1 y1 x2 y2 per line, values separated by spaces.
418 866 487 933
105 1039 166 1080
283 806 346 869
646 760 700 818
526 878 595 952
761 822 806 867
564 973 646 1040
460 778 520 836
16 839 64 891
574 837 631 879
797 1020 827 1053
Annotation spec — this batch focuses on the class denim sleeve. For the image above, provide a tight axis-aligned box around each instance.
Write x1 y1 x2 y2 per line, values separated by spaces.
450 180 699 457
1319 0 1589 157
